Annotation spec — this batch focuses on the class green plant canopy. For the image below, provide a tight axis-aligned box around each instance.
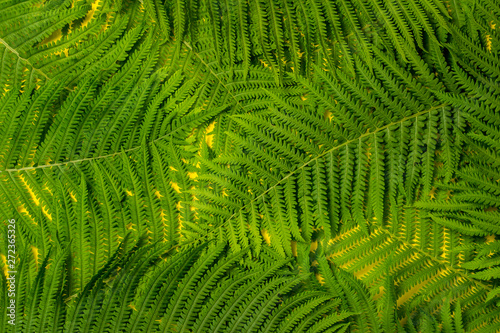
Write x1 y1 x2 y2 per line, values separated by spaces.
1 0 500 332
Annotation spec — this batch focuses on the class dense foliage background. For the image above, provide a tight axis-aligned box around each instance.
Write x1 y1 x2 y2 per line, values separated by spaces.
1 0 500 331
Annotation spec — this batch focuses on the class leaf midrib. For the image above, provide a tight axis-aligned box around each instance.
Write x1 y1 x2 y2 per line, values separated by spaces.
206 103 449 241
0 43 244 173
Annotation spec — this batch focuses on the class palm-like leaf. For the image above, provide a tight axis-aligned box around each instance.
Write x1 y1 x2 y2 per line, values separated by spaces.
1 0 500 332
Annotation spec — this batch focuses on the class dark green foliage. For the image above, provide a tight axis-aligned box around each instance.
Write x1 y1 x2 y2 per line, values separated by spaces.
1 0 500 332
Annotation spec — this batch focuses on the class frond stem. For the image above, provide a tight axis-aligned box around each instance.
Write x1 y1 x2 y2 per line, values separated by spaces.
183 41 246 113
189 103 449 245
1 118 195 173
0 37 51 81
